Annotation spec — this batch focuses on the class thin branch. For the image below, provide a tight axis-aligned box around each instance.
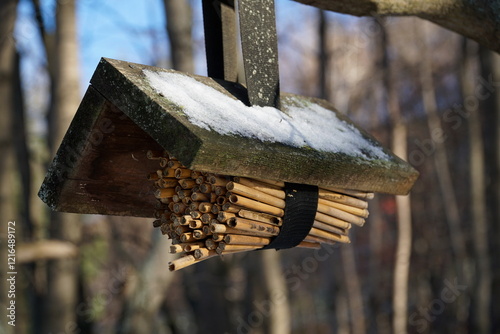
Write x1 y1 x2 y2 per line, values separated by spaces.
292 0 500 54
17 240 78 263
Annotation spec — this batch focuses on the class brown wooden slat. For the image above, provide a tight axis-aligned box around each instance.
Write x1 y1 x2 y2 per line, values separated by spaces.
38 86 162 217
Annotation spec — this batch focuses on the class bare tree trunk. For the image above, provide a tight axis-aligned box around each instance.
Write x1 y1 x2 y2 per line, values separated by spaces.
367 18 391 334
164 0 194 74
341 243 366 334
119 2 194 332
478 46 500 332
43 0 82 332
335 289 350 334
418 23 468 275
391 125 412 334
0 0 17 235
13 48 45 334
119 231 174 333
367 195 389 332
13 51 33 238
490 51 500 333
261 250 291 334
378 20 412 334
461 39 491 334
318 9 330 100
326 18 366 333
417 22 470 327
0 2 18 334
494 51 500 333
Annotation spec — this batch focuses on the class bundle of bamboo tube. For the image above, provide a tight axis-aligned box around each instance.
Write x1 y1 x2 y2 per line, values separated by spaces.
146 150 373 271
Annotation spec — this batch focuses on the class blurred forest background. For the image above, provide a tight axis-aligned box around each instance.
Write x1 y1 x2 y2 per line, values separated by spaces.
0 0 499 333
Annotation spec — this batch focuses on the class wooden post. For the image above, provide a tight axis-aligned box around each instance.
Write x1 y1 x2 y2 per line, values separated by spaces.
237 0 280 108
202 0 237 82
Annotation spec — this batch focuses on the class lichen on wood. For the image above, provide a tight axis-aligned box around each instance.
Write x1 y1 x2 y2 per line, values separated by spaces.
90 58 418 195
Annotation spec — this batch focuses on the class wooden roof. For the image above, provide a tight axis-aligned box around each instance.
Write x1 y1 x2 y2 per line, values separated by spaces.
38 58 418 217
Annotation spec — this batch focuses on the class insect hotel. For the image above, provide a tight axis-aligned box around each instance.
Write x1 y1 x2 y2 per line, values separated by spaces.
38 0 418 271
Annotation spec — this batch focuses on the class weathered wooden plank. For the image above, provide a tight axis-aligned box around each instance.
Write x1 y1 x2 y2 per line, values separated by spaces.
38 86 161 217
90 58 418 195
202 0 237 81
238 0 280 107
39 57 418 217
291 0 500 55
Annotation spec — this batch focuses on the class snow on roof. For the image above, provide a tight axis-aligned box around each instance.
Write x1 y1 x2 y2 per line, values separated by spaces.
143 69 388 160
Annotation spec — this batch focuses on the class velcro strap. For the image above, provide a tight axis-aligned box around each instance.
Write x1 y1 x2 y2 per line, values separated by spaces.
262 183 318 250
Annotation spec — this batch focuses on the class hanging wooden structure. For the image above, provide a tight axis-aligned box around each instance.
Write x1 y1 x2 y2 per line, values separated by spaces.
38 0 418 270
38 57 417 215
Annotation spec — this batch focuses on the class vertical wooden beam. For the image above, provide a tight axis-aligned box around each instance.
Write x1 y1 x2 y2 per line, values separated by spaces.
202 0 237 82
238 0 280 108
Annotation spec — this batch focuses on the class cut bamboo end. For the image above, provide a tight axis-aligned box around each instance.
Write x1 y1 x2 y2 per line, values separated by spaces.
192 229 208 239
191 192 210 202
205 239 218 250
211 204 221 214
214 186 226 196
159 158 169 168
160 178 179 188
198 202 212 213
152 219 162 228
168 254 196 271
180 232 196 243
184 242 206 252
221 203 243 213
180 215 192 225
217 211 236 222
188 219 203 229
208 175 230 186
175 168 191 179
180 179 197 189
154 188 176 199
168 160 183 169
169 244 184 254
194 248 217 260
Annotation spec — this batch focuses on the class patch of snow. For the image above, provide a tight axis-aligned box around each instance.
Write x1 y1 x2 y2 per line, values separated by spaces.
143 69 388 160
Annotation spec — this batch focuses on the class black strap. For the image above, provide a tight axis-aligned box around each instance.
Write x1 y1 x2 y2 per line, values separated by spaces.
263 183 318 250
